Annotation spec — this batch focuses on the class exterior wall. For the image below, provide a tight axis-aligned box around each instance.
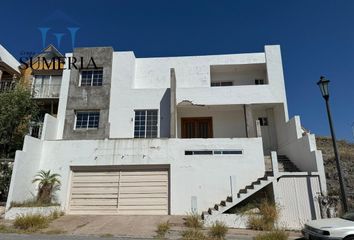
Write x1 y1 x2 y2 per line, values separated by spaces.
273 175 322 230
41 114 58 140
7 137 265 214
63 47 113 140
210 64 268 86
6 136 43 209
277 116 327 193
177 106 247 138
106 45 288 139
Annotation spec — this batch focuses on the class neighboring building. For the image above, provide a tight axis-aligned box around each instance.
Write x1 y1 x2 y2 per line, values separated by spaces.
0 45 20 92
7 45 327 229
0 45 21 159
22 45 64 138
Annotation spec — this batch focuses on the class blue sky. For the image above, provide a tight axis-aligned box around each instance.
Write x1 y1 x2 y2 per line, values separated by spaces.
1 0 353 141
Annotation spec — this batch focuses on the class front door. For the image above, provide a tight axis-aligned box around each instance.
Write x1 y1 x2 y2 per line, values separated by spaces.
181 117 213 138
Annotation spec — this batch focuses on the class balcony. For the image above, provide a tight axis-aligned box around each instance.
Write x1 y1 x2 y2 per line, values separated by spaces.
0 80 15 92
32 83 61 99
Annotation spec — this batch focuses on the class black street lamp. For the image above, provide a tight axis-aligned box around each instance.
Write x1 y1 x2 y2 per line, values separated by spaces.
317 76 348 213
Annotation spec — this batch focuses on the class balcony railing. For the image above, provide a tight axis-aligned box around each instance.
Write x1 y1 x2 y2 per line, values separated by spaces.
0 80 15 92
32 83 61 98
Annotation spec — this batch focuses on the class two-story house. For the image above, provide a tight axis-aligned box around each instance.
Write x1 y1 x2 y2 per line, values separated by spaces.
6 45 327 229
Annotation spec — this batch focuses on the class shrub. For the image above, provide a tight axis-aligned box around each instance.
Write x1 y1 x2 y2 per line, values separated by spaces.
208 221 228 239
248 215 267 230
253 230 289 240
13 214 49 231
32 170 61 204
247 199 279 231
155 221 170 239
181 229 206 240
184 213 203 229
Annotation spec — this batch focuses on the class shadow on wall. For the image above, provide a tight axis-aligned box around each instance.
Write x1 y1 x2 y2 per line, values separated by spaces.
160 89 171 138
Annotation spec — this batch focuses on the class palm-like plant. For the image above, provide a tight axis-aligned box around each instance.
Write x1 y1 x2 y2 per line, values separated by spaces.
32 170 61 204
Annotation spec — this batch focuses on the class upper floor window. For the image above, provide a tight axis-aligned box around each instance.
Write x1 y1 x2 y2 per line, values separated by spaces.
255 79 265 85
80 69 103 86
134 110 158 138
75 111 100 129
211 81 233 87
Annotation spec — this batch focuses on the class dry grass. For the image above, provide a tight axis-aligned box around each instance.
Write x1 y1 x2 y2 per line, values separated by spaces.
155 221 171 239
100 233 114 238
10 199 60 208
13 214 50 232
208 221 228 239
253 230 289 240
247 200 279 231
181 229 206 240
184 213 203 229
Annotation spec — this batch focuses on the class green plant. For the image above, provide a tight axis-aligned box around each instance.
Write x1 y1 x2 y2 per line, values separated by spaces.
0 85 38 159
181 229 206 240
253 230 289 240
13 214 49 232
0 161 12 202
208 221 228 239
32 170 61 204
155 221 171 239
184 212 203 229
247 199 279 231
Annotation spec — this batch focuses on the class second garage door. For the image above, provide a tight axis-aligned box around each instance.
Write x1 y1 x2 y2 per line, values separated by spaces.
68 167 169 215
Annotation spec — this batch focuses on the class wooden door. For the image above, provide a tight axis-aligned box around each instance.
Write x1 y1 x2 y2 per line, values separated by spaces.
181 117 213 138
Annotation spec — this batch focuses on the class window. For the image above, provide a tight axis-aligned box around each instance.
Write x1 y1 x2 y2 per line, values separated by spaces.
211 81 233 87
80 69 103 86
255 79 265 85
75 111 100 129
185 149 242 155
258 117 268 126
134 110 158 138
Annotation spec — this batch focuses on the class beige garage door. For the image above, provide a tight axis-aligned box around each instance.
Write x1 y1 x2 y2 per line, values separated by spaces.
68 168 169 215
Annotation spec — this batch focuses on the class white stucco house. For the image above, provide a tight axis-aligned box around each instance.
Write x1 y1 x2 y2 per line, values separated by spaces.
6 45 326 229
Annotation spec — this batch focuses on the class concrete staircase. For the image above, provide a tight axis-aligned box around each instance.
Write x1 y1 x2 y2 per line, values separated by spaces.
277 155 300 172
264 155 300 172
202 173 274 220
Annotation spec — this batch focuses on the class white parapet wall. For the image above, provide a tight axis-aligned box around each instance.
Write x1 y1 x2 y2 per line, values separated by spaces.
6 136 43 210
7 136 265 215
277 116 327 193
5 206 61 220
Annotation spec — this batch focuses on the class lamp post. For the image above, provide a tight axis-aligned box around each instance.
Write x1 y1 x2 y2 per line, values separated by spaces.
317 76 348 213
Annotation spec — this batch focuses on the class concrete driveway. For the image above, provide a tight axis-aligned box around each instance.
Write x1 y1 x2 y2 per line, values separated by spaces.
45 215 185 238
42 215 302 239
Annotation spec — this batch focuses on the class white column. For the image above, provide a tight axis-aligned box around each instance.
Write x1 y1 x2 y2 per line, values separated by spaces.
170 68 177 138
245 104 256 137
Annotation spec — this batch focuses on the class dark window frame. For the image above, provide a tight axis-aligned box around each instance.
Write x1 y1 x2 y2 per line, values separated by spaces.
80 68 103 86
75 111 100 129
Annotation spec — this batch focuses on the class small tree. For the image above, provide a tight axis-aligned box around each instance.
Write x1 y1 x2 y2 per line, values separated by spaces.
0 85 38 158
32 170 61 204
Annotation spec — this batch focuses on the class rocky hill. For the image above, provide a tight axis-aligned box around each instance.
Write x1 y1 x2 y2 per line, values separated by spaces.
316 137 354 210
